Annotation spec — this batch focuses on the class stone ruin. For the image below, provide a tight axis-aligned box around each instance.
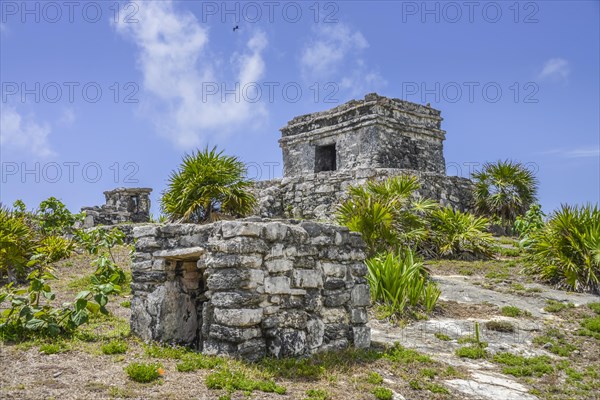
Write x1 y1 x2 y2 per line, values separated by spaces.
81 187 152 228
130 219 370 360
255 93 474 220
130 94 475 359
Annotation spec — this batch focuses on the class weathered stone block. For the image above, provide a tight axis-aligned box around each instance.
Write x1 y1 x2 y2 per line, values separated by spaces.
292 269 323 288
265 259 294 273
350 308 368 324
351 284 371 307
264 276 291 294
353 325 371 348
209 324 262 343
221 221 262 239
213 308 263 327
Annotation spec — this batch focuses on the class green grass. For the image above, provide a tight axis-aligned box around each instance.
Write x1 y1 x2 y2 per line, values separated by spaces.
176 353 225 372
205 368 286 395
101 340 128 355
366 372 383 384
485 320 515 332
371 386 393 400
588 303 600 315
384 343 432 364
501 305 531 318
455 346 487 359
533 329 577 356
305 389 331 400
120 300 131 308
144 343 188 359
39 342 69 355
434 332 451 341
544 300 575 313
492 352 554 377
578 315 600 339
124 362 163 383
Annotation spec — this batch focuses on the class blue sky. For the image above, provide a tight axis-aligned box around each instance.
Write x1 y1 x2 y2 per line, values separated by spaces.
1 0 599 217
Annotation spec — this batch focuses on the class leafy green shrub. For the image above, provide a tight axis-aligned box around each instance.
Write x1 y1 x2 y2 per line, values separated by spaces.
124 362 163 383
371 386 393 400
0 206 37 280
524 204 600 293
514 204 545 244
366 251 440 316
337 176 436 256
472 160 538 231
160 147 257 223
101 340 128 355
34 235 75 264
37 197 83 235
426 207 494 259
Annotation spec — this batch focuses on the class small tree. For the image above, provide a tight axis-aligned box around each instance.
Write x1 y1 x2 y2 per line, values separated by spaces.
160 147 257 223
472 160 538 232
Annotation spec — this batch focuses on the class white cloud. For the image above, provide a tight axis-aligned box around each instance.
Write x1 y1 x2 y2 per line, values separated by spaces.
542 146 599 159
538 58 570 82
113 1 268 149
300 24 385 97
0 105 55 158
58 108 76 126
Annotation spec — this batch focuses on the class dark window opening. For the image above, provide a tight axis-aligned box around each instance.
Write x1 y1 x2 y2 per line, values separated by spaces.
129 195 139 213
315 144 337 172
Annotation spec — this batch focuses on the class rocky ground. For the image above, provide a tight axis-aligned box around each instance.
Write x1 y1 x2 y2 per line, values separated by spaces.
1 240 599 399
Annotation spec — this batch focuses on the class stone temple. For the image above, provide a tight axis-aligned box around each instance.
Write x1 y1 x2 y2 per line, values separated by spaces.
129 94 474 360
255 93 473 220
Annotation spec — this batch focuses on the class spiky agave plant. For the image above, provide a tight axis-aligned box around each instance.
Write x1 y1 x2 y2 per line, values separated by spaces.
472 160 538 231
524 204 600 293
365 250 440 316
427 206 494 259
160 147 257 223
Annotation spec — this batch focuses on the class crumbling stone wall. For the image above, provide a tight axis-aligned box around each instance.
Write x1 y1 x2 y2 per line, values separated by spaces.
131 219 370 360
81 187 152 227
254 168 474 221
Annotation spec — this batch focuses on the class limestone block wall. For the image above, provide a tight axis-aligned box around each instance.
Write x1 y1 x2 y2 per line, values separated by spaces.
131 219 370 360
253 168 474 221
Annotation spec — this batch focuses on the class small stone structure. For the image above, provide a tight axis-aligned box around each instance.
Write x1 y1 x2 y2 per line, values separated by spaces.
131 219 370 360
255 93 474 220
81 187 152 227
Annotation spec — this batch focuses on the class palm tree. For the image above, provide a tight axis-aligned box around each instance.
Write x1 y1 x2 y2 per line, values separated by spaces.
160 147 257 223
472 160 538 231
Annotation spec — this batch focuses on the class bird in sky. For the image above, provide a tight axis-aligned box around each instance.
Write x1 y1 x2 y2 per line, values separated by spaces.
233 25 239 32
